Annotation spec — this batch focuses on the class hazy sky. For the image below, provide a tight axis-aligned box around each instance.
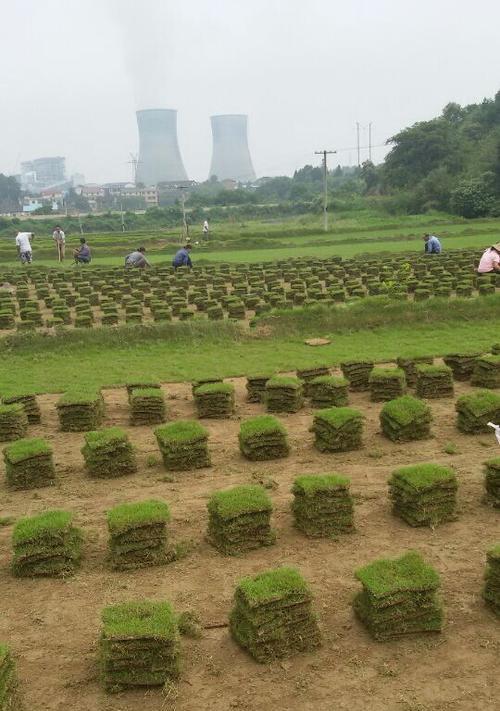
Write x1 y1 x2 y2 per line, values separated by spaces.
0 0 498 183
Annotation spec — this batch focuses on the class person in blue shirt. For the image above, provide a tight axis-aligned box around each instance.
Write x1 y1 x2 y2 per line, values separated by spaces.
423 233 442 254
172 244 193 270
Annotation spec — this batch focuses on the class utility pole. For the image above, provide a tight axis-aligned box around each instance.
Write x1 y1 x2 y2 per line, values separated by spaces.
314 149 336 232
356 122 361 167
120 199 125 232
368 122 372 162
178 187 190 242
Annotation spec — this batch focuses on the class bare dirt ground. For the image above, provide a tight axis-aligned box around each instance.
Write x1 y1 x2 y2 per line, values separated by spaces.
1 376 499 711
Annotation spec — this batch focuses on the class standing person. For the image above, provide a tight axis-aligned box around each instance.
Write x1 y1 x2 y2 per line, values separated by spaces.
172 244 193 270
423 233 441 254
73 237 92 265
477 243 500 275
125 246 151 269
202 219 209 240
52 225 66 262
15 231 34 264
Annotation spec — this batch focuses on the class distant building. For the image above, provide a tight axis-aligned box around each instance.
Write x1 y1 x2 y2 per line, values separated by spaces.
20 156 66 192
71 173 85 188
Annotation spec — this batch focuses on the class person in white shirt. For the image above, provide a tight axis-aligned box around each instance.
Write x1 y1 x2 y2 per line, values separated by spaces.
52 225 66 262
15 232 34 264
202 219 209 240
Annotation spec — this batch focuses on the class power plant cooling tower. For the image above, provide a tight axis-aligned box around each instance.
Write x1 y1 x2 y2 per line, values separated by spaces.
209 114 256 183
136 109 188 185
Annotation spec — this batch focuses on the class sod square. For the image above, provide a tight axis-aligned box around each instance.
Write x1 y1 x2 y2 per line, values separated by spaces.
239 415 289 461
56 389 104 432
82 427 137 478
296 366 330 396
99 600 180 692
471 355 500 389
312 407 363 452
483 458 500 507
369 368 406 402
308 375 349 408
389 463 458 527
292 474 354 537
340 360 374 391
0 404 28 443
483 544 500 617
2 393 41 425
380 395 432 442
265 376 304 413
155 420 210 471
0 643 19 710
3 438 55 490
129 388 166 425
455 390 500 434
125 381 161 400
443 352 481 381
107 500 172 570
194 382 235 418
246 374 272 403
191 377 223 395
415 364 454 398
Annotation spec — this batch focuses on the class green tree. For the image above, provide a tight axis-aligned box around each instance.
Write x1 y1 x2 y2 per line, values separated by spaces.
0 174 21 212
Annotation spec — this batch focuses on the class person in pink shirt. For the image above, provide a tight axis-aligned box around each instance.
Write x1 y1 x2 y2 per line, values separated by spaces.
477 242 500 274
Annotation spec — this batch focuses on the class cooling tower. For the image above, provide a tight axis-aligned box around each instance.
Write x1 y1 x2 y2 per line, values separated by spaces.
136 109 188 185
209 114 256 183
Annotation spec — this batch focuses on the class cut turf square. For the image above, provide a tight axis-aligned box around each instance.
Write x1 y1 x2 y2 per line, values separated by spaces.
0 404 28 443
456 390 500 434
388 463 458 527
312 407 363 452
3 437 55 490
82 427 137 478
308 375 349 408
129 388 166 425
56 389 104 432
194 382 235 418
239 415 289 461
380 395 432 442
265 377 304 413
292 474 354 537
107 500 172 570
369 368 406 402
155 420 210 471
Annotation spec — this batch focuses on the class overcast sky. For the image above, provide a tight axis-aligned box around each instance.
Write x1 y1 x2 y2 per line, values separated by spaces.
0 0 498 183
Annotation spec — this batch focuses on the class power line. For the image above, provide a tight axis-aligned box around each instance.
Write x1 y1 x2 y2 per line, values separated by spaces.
314 149 336 232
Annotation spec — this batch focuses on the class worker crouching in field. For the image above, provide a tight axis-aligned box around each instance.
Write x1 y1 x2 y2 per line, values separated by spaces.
74 238 91 265
172 244 193 271
423 233 442 254
477 242 500 275
125 246 151 269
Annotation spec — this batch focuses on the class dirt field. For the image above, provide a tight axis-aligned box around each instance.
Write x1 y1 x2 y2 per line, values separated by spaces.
1 376 499 711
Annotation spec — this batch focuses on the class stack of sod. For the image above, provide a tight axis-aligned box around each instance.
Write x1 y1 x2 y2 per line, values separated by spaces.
230 567 321 662
388 463 457 527
125 381 161 401
194 382 235 418
0 644 19 710
207 485 275 555
246 375 271 403
443 352 481 381
296 366 330 396
291 474 354 537
3 438 55 489
155 420 210 470
265 376 304 413
81 428 137 478
471 355 500 388
56 389 104 431
380 395 432 442
340 360 374 391
191 377 222 395
107 500 171 570
129 388 166 425
308 375 349 408
369 368 406 402
415 364 454 398
484 458 500 507
99 601 180 692
396 356 433 387
0 404 28 442
239 415 289 461
12 510 82 577
353 551 443 641
455 390 500 434
312 407 363 452
3 393 41 424
483 544 500 617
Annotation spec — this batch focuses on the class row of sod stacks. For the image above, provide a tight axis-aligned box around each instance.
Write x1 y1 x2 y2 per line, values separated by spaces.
312 408 363 452
0 405 28 443
416 364 454 398
3 438 55 490
389 463 457 527
296 366 330 396
471 355 500 388
107 500 171 570
12 510 82 577
207 485 275 555
99 601 180 692
369 368 406 402
81 428 137 479
56 389 104 432
443 352 481 381
230 567 321 662
195 382 235 418
130 388 166 425
396 356 433 387
2 393 41 424
246 375 271 403
483 544 500 617
292 474 354 537
455 390 500 434
340 361 374 391
484 458 500 507
380 396 432 442
309 375 349 408
0 644 18 711
353 551 443 641
155 420 210 470
238 415 289 461
265 377 304 413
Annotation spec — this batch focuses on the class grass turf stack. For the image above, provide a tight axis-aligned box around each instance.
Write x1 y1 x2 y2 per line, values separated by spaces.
455 390 500 434
265 376 304 413
246 375 272 403
369 367 406 402
107 500 172 570
380 395 432 442
207 485 275 555
415 364 454 398
353 551 443 641
296 366 330 396
340 360 374 391
81 427 137 478
239 415 289 461
483 544 500 617
0 644 19 710
56 388 104 432
155 420 210 471
99 601 180 692
388 463 457 527
129 388 166 425
292 474 354 537
0 404 28 443
194 382 235 418
125 381 161 401
484 458 500 507
309 375 349 408
396 356 433 387
312 407 363 452
229 567 321 662
471 355 500 389
443 352 481 381
12 510 82 577
3 437 55 490
2 393 41 425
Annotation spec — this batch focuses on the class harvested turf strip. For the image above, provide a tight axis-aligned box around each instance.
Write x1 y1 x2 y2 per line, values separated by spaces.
292 474 354 537
208 485 275 555
353 550 443 641
308 376 349 408
265 377 304 413
296 366 330 396
230 567 321 662
483 544 500 617
99 600 180 692
107 500 172 570
191 377 222 395
0 643 19 710
443 352 481 381
415 364 454 398
12 510 82 577
125 381 161 401
369 368 406 402
0 405 28 443
388 463 457 527
155 420 210 471
81 427 137 478
2 393 41 424
456 390 500 434
396 357 433 386
3 437 55 490
340 361 374 391
484 458 500 507
471 355 500 389
246 375 272 403
194 382 235 418
380 395 432 442
129 388 166 425
56 389 104 432
312 407 363 452
239 415 289 461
